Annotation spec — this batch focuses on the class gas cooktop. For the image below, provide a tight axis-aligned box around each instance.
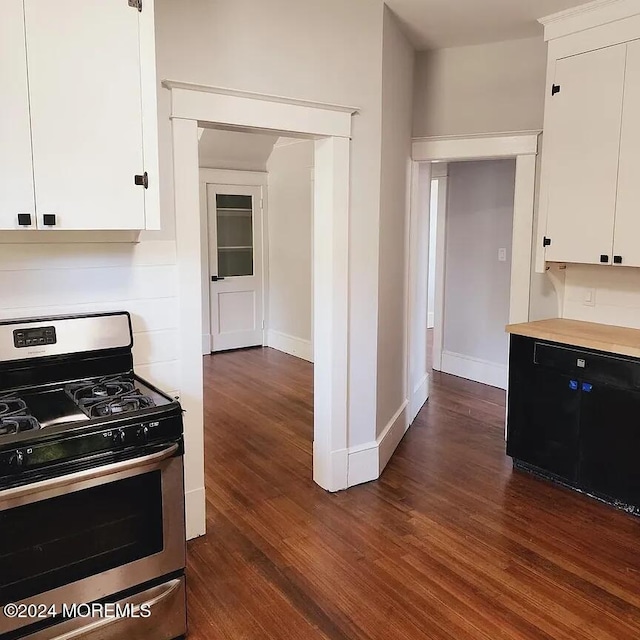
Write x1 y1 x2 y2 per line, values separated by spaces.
0 374 173 439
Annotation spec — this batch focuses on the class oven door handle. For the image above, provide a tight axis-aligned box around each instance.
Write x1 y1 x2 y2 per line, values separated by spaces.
53 578 183 640
0 442 179 502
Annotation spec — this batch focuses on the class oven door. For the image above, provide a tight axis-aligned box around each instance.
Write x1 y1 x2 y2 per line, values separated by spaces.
0 442 185 637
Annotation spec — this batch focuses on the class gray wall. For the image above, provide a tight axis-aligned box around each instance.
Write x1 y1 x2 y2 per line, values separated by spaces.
413 36 547 138
376 7 415 436
443 160 515 367
155 0 387 447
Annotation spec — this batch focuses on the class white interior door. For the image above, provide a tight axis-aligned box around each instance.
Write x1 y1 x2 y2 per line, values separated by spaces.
543 44 627 265
207 185 264 352
24 0 145 230
0 0 35 230
613 40 640 268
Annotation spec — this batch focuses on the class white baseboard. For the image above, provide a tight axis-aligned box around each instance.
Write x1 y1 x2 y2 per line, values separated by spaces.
346 401 409 487
201 334 211 356
266 329 313 363
427 311 435 329
313 442 348 492
441 350 507 390
185 486 206 540
378 401 409 473
409 373 430 424
347 443 379 486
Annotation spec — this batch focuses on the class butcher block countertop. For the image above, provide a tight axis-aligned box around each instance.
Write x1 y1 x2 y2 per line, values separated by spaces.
506 318 640 359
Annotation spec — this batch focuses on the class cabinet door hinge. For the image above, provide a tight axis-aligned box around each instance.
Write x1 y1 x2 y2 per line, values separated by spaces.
543 236 551 247
134 172 149 189
551 84 561 96
128 0 142 12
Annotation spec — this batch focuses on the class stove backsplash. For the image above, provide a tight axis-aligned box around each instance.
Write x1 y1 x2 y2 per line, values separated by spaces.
0 241 180 396
562 264 640 329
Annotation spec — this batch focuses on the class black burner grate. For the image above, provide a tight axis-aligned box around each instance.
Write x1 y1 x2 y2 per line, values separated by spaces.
0 394 40 436
65 376 156 418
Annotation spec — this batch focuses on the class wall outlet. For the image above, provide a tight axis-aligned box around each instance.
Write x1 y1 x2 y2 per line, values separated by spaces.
498 248 507 262
583 288 596 307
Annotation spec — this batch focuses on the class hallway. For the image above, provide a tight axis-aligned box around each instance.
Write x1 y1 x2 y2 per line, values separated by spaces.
186 347 640 640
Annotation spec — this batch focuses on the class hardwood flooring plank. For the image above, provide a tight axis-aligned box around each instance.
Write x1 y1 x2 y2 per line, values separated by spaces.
186 347 640 640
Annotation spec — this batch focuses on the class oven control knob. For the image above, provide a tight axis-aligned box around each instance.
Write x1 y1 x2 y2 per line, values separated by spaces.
137 425 149 444
9 450 24 469
112 429 126 446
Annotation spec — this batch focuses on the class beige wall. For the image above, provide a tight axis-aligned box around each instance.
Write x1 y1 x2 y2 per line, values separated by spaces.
413 36 547 138
266 140 314 356
376 7 415 438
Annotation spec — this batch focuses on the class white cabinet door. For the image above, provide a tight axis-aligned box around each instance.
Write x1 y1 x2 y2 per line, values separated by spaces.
0 0 36 230
543 44 627 265
613 40 640 268
207 185 264 352
24 0 145 230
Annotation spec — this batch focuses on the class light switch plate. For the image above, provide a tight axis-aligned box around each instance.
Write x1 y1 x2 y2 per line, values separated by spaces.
583 288 596 307
498 248 507 262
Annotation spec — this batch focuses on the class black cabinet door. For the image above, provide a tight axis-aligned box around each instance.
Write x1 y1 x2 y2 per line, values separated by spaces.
507 366 581 482
580 383 640 507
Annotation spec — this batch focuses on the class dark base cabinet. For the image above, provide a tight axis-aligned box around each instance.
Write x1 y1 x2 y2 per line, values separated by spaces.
507 334 640 514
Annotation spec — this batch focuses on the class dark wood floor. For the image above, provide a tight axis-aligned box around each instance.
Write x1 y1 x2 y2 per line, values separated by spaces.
187 347 640 639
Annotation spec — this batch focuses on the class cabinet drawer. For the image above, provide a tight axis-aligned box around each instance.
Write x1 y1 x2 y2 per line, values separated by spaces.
533 342 640 390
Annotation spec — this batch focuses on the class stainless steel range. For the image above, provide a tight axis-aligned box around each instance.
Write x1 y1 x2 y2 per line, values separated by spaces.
0 312 186 640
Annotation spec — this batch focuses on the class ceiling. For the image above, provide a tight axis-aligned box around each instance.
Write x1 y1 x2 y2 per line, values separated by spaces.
385 0 591 49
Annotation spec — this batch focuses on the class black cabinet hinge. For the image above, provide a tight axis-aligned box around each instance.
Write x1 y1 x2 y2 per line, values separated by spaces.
551 84 561 96
543 236 551 247
128 0 142 12
134 172 149 189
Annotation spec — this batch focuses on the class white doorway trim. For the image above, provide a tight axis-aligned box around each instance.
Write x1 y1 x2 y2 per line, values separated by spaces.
407 131 540 408
164 81 357 539
198 169 268 355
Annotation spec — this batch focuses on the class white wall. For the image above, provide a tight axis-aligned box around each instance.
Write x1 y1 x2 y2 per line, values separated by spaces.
413 36 547 138
442 160 515 388
199 128 277 172
376 7 415 442
155 0 385 450
265 139 314 362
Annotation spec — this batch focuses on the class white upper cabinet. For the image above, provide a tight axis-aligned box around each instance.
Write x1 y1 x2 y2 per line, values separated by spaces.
537 2 640 271
543 44 626 265
0 0 36 230
0 0 160 232
612 40 640 268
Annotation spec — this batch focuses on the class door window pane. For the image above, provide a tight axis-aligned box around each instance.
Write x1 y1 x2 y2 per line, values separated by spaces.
216 195 254 277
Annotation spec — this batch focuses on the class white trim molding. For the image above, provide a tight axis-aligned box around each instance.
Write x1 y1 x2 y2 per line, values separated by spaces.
441 351 508 390
347 401 409 486
163 81 357 139
539 0 640 41
412 131 540 163
165 81 358 523
199 168 268 187
266 330 313 363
